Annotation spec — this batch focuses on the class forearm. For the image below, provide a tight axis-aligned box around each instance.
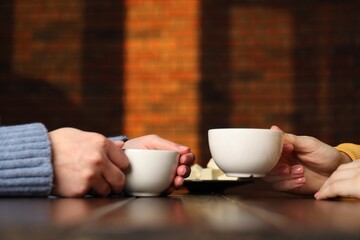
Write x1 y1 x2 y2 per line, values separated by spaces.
0 123 53 196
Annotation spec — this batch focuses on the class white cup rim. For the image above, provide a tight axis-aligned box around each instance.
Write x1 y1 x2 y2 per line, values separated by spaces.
124 149 178 153
208 128 283 133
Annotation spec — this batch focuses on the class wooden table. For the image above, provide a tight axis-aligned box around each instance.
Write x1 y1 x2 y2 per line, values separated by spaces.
1 179 360 239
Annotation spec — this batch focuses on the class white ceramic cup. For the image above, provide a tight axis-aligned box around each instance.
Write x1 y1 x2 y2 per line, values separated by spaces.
123 149 179 197
208 128 283 177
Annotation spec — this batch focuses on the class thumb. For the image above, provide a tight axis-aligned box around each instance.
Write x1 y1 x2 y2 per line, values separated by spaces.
151 136 191 154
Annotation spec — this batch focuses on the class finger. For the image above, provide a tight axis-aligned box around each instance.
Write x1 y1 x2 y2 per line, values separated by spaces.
282 143 294 153
270 127 314 154
173 175 184 188
266 163 291 176
287 135 320 153
284 134 315 155
179 152 195 165
264 165 304 182
264 173 304 183
91 177 112 197
148 135 192 154
107 140 129 170
270 125 282 130
113 140 125 148
165 176 185 195
177 165 190 178
102 163 126 194
320 167 358 190
315 179 355 200
337 160 360 170
271 177 306 192
290 165 305 175
269 126 294 151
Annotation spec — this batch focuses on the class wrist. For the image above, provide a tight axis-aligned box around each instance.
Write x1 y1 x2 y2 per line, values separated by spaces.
339 151 352 164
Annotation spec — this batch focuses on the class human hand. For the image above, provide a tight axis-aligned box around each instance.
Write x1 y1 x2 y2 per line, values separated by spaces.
124 134 195 193
264 126 351 195
315 160 360 200
49 128 129 197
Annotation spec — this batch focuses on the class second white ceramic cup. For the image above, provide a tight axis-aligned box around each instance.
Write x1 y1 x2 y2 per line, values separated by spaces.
208 128 283 177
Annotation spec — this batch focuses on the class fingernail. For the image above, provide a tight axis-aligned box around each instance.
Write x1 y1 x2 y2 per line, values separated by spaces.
291 165 304 175
180 167 187 176
178 145 189 151
179 155 187 164
294 177 305 184
174 177 184 188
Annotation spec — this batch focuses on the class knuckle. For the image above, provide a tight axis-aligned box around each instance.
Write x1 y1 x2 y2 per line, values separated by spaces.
87 153 104 166
95 135 110 148
82 169 97 182
89 133 109 148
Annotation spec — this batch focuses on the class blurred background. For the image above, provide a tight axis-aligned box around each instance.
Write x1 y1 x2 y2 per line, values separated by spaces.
1 0 360 166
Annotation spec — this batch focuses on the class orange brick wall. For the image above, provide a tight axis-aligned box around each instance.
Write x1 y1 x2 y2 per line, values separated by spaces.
124 0 199 155
1 1 360 165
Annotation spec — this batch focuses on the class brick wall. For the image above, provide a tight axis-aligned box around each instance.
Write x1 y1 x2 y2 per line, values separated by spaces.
124 0 199 156
1 0 360 165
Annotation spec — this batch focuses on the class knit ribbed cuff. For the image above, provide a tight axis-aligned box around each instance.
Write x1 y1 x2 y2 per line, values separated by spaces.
335 143 360 161
0 123 53 196
109 135 128 142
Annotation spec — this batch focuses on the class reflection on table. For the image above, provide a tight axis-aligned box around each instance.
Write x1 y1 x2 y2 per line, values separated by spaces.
1 180 360 239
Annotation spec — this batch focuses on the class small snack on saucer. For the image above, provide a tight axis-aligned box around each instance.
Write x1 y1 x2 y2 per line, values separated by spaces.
187 159 238 181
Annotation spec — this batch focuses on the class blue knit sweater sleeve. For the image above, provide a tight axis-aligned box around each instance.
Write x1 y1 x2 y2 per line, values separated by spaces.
0 123 53 196
109 136 128 142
